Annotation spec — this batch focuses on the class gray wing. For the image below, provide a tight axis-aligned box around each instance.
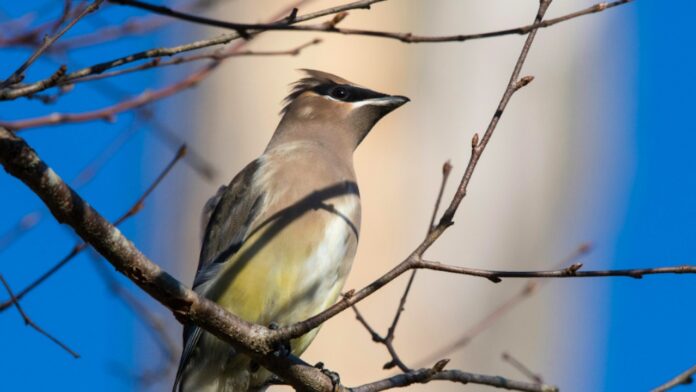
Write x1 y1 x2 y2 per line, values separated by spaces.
200 184 228 242
173 159 264 391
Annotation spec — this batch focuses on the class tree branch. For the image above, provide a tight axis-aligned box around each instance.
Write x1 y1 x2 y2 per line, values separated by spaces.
0 0 632 102
0 273 80 358
0 0 363 101
502 352 544 384
414 260 696 282
652 364 696 392
0 126 334 391
0 0 104 87
58 39 323 86
109 0 631 44
351 360 558 392
0 1 664 391
0 5 318 132
270 0 553 347
417 244 592 367
349 160 454 372
0 126 559 392
0 144 186 312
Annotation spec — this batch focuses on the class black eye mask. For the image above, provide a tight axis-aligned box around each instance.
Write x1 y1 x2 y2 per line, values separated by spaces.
313 83 389 103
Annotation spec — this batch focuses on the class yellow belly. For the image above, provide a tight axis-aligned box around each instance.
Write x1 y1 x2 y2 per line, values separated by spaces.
204 202 357 354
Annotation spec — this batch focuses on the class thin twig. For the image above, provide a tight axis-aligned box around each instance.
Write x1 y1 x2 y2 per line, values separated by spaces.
71 38 323 85
652 364 696 392
380 160 457 370
0 8 318 132
349 302 382 344
350 161 455 373
0 97 564 391
51 0 220 51
502 352 544 384
0 242 86 312
416 244 591 367
0 0 642 390
271 0 555 346
50 0 74 34
0 0 361 100
90 250 178 363
61 59 218 181
1 0 104 87
109 0 631 44
349 298 411 373
0 64 218 130
107 0 256 38
0 2 86 48
0 274 80 358
428 160 453 234
0 145 187 312
0 211 42 252
0 0 631 101
413 260 696 282
0 120 139 254
350 360 557 392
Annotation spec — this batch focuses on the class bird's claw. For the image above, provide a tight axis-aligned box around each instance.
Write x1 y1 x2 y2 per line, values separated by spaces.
315 362 340 391
268 322 291 357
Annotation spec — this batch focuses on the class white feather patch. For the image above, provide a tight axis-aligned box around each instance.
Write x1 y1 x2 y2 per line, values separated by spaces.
299 198 358 299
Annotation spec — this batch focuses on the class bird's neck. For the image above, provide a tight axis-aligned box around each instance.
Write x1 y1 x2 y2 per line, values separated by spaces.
266 116 356 164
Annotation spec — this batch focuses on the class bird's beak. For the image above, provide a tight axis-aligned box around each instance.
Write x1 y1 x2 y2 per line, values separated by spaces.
388 95 410 108
383 95 410 108
358 95 410 109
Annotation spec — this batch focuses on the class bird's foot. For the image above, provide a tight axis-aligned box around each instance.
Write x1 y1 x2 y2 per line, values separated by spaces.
268 322 291 358
315 362 340 391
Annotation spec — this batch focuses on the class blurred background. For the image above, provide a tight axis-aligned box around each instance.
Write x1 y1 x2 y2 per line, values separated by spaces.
1 0 694 391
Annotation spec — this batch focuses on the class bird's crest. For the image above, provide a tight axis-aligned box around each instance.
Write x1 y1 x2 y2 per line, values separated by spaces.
282 69 354 114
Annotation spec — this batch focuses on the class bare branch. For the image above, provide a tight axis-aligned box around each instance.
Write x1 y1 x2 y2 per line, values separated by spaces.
0 65 217 130
502 352 544 384
0 242 86 312
0 6 319 132
414 259 696 281
0 1 656 390
352 160 455 372
109 0 631 44
271 0 555 346
0 126 318 390
51 0 223 51
1 0 104 87
351 360 558 392
0 121 139 254
652 364 696 392
90 251 178 364
349 291 412 373
0 0 631 101
417 244 592 366
0 144 186 312
71 38 323 85
428 160 453 233
0 119 558 391
0 0 358 101
0 273 79 358
0 211 41 252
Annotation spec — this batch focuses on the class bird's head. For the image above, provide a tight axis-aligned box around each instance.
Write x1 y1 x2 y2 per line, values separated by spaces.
270 69 409 153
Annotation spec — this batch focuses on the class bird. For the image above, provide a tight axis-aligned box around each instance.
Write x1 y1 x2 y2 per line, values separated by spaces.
173 69 409 391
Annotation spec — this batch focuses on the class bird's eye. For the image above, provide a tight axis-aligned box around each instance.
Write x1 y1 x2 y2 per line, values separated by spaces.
330 86 349 100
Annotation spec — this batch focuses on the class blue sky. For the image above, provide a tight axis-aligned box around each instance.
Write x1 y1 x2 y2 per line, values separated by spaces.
606 0 696 390
0 1 694 391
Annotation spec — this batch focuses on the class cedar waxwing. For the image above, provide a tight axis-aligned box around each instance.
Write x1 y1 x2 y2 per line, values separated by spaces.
174 70 409 391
